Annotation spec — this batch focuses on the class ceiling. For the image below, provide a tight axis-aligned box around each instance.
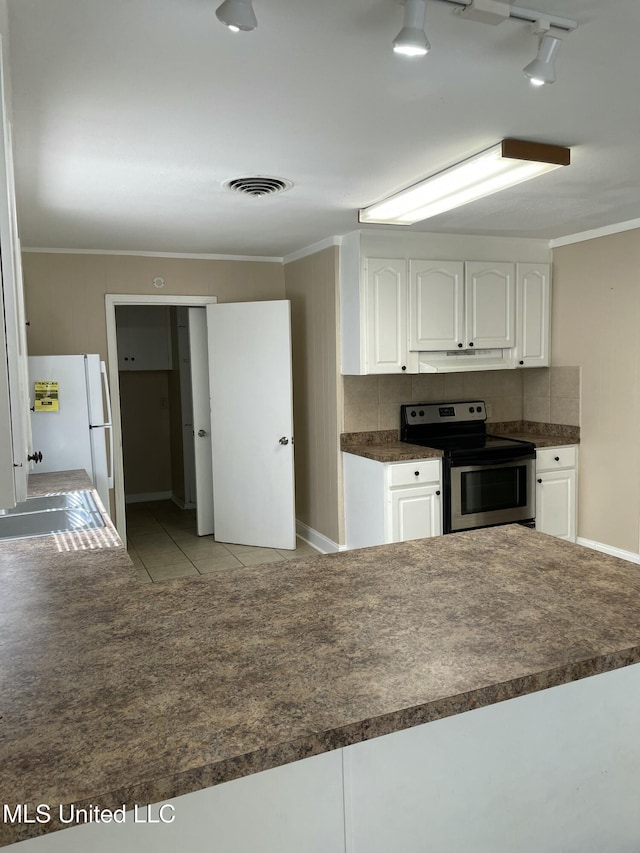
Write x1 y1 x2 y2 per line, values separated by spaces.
5 0 639 257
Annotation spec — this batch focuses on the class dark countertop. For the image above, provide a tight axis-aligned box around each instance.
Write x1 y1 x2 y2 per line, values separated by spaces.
341 422 579 462
4 471 639 848
342 441 444 462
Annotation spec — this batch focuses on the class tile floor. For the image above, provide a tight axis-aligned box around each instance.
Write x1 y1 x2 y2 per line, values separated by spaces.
126 500 319 583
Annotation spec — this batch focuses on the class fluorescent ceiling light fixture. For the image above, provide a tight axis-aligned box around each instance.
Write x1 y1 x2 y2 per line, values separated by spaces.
359 139 570 225
215 0 257 32
393 0 430 57
523 33 561 85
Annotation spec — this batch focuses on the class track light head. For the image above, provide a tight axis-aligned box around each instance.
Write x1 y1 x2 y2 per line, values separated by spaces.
393 0 430 57
215 0 257 32
523 33 561 85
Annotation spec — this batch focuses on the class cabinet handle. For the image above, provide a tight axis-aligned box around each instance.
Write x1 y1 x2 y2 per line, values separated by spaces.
554 456 560 462
537 478 542 484
519 360 524 366
435 490 440 496
457 343 463 348
414 471 419 476
401 365 406 371
468 342 474 347
124 356 129 361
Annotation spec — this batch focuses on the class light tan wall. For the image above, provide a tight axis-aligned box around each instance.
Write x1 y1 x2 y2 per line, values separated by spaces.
284 247 342 546
22 252 285 360
552 229 640 553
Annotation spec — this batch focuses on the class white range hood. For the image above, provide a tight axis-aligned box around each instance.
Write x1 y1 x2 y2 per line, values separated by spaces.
418 348 512 373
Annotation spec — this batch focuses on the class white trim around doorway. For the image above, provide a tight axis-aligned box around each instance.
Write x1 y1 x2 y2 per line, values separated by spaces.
105 293 218 543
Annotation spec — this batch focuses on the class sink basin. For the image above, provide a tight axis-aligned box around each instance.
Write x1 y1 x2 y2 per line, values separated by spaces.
0 492 97 515
0 491 105 541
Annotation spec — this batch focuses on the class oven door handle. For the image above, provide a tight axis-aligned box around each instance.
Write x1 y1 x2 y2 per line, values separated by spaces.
448 451 536 468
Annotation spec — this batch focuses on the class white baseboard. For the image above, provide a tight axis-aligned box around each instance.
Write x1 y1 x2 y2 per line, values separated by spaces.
296 520 343 554
170 494 196 510
125 490 173 505
577 537 640 565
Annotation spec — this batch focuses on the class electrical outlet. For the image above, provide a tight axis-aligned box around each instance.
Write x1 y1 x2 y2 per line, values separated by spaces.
485 402 493 418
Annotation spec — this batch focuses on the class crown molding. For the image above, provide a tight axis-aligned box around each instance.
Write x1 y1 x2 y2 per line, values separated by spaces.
550 218 640 249
21 247 284 263
283 236 342 265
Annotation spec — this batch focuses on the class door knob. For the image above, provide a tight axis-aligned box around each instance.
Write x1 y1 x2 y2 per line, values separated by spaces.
279 436 289 445
197 429 207 437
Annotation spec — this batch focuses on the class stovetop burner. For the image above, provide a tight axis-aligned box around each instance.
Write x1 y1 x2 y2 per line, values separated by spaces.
400 400 535 461
408 434 533 453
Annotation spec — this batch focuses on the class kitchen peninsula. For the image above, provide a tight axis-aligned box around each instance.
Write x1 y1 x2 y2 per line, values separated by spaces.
2 472 640 852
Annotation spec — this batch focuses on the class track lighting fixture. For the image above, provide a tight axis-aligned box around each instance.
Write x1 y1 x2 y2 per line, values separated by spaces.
523 33 561 86
393 0 430 57
215 0 257 32
359 139 570 225
390 1 576 85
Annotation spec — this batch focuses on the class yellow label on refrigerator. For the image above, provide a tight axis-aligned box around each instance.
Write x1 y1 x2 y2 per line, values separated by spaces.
34 380 59 412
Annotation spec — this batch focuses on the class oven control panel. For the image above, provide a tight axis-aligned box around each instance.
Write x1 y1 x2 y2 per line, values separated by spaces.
402 401 486 426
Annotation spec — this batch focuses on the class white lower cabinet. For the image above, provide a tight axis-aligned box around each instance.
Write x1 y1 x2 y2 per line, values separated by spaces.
535 446 577 542
344 453 442 549
343 663 640 853
390 485 441 542
8 751 346 853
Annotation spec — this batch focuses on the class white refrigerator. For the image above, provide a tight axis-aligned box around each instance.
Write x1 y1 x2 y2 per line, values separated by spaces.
28 354 114 513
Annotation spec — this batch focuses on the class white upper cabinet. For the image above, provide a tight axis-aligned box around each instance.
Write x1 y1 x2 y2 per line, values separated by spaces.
116 305 173 371
512 263 551 368
339 231 550 375
364 258 417 374
464 261 515 349
409 260 515 353
409 260 464 351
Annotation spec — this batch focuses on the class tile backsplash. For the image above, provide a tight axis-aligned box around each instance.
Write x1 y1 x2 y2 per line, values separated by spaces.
343 366 580 433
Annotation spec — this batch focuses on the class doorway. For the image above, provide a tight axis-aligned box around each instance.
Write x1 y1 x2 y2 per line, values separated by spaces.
116 305 197 508
106 293 217 544
106 295 299 562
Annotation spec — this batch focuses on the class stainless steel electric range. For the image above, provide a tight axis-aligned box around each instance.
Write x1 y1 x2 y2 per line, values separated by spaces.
400 400 536 534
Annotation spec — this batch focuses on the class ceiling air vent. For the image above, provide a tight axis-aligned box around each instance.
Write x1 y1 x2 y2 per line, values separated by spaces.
224 176 292 197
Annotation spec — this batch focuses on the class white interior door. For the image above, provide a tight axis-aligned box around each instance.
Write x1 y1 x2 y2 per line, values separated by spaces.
189 307 214 536
206 301 295 549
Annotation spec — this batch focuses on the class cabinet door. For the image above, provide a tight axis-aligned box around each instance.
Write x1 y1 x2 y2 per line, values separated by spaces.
409 260 464 351
364 258 411 374
390 485 441 542
513 263 551 368
536 468 576 541
0 57 28 507
464 262 515 349
117 305 173 371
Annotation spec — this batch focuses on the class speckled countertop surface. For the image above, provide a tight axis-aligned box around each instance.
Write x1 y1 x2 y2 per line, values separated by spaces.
4 470 639 847
341 421 579 461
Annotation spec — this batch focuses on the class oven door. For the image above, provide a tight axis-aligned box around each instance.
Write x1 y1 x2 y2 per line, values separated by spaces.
447 455 535 533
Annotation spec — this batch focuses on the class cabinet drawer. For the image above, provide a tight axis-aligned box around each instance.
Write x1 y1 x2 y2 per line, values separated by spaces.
536 446 577 471
389 459 440 487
